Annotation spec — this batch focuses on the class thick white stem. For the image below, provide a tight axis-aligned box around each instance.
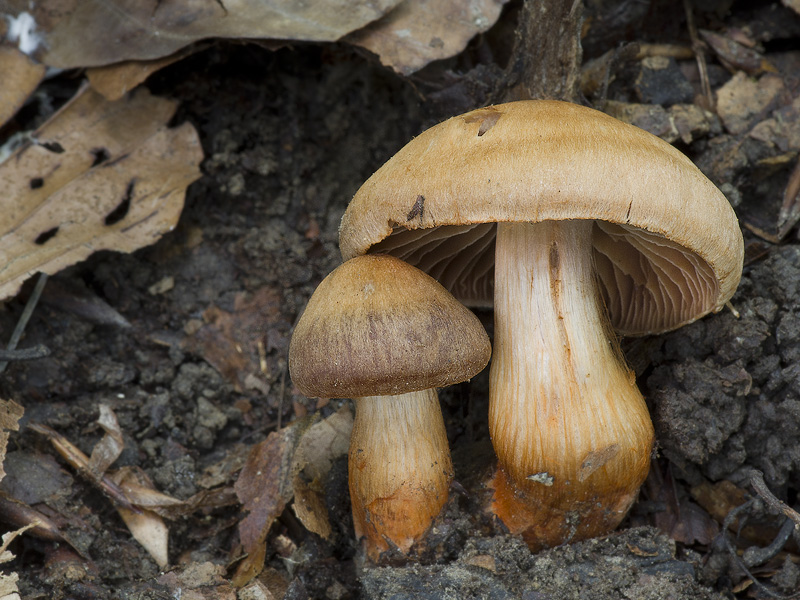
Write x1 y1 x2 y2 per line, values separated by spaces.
349 388 452 557
489 220 653 546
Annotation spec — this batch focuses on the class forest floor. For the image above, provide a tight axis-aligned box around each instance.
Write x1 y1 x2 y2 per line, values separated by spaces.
2 1 800 599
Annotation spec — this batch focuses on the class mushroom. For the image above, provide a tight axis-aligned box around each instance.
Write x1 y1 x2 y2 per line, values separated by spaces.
288 254 491 558
338 100 744 550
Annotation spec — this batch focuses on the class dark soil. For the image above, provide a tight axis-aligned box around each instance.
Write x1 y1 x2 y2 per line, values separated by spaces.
2 1 800 599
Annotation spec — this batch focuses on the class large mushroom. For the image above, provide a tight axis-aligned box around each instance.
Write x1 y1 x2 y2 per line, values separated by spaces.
338 100 744 550
289 254 490 558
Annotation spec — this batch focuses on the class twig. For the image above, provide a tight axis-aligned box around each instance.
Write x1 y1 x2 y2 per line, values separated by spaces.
29 422 140 513
0 344 50 361
276 368 286 430
750 470 800 529
743 517 795 567
716 472 800 599
0 273 48 374
683 0 714 110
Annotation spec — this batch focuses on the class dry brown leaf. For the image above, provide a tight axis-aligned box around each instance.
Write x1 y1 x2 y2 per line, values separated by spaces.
109 468 177 568
291 405 353 539
0 85 203 301
784 0 800 15
116 504 170 569
0 492 67 543
29 422 137 510
160 486 238 518
233 418 314 587
2 0 402 69
157 562 236 600
699 29 776 75
715 71 785 135
87 46 200 101
197 443 250 489
183 287 285 392
691 479 784 548
232 409 352 583
0 400 24 483
347 0 507 75
88 404 125 476
0 521 37 563
0 46 45 129
111 466 184 510
0 521 38 600
0 574 21 600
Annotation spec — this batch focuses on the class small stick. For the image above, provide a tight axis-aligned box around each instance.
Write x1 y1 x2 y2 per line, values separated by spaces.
717 472 800 599
750 470 800 529
683 0 714 110
0 273 48 374
743 517 795 567
29 422 140 513
0 344 50 361
276 368 286 430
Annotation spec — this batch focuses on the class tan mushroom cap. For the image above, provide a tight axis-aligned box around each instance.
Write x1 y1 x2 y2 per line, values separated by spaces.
288 254 491 399
339 100 744 336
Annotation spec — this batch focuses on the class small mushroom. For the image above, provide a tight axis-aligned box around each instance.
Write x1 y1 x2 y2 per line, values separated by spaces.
288 254 490 559
338 100 744 550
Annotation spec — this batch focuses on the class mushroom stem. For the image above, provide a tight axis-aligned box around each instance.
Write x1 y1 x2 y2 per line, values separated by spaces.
349 388 453 558
489 220 654 550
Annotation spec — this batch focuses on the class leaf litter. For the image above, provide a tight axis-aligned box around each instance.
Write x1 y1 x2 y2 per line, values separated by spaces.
1 0 800 597
0 84 203 300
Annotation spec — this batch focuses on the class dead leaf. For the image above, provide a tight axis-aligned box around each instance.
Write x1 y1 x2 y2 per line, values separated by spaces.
157 562 236 600
0 520 39 562
0 85 203 301
110 467 184 511
0 46 45 129
88 404 125 477
691 479 783 547
2 0 402 69
645 467 718 546
233 418 314 587
0 400 23 482
183 287 285 392
0 521 38 600
715 71 784 135
784 0 800 15
197 443 250 489
347 0 507 75
87 46 200 101
28 417 229 568
291 405 353 539
699 29 776 75
0 573 21 600
117 505 170 568
605 101 715 145
109 468 174 569
0 492 67 542
29 422 137 511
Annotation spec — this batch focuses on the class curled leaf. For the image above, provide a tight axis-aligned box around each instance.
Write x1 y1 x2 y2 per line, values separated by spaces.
4 0 402 69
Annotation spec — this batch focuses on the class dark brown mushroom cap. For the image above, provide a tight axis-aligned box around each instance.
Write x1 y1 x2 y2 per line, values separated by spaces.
288 254 491 398
339 100 744 336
